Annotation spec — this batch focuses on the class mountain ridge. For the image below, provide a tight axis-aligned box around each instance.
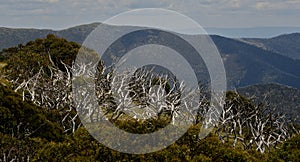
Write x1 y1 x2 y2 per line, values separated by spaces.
241 33 300 60
211 34 300 89
1 23 300 89
1 23 299 50
0 23 100 50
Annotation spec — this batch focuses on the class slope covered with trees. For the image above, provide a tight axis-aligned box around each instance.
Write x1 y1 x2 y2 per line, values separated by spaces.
1 81 299 161
0 35 299 161
241 33 300 60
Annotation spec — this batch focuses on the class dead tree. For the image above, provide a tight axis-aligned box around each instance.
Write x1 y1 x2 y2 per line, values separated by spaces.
90 66 202 124
12 54 78 133
215 92 299 153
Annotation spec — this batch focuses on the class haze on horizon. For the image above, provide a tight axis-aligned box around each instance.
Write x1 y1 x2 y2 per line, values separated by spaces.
0 0 300 37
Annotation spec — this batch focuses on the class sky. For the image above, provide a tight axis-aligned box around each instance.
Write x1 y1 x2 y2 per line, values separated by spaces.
0 0 300 30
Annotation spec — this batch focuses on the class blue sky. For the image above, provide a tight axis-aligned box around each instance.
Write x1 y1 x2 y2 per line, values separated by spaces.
0 0 299 30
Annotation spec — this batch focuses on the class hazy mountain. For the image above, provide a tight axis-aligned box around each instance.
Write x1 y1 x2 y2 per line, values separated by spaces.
0 23 100 50
240 33 300 60
212 35 300 89
1 23 300 50
205 27 300 38
1 23 300 89
237 83 300 124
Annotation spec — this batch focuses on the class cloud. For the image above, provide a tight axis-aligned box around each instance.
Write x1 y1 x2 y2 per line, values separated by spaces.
35 0 59 3
256 2 271 10
255 0 300 10
0 0 299 29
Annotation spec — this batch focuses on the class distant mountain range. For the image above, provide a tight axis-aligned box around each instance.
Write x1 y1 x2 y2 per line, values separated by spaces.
241 33 300 60
211 34 300 89
1 23 300 90
0 23 100 50
205 26 300 38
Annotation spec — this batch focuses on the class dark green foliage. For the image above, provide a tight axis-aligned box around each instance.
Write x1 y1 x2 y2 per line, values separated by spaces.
0 85 63 140
270 134 300 161
0 133 46 161
33 127 100 161
193 137 258 161
0 54 4 61
2 34 80 81
113 117 171 134
0 84 64 161
31 124 266 162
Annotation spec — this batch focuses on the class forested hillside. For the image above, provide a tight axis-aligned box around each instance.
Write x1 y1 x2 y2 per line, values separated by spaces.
212 35 300 89
0 35 299 161
241 33 300 60
0 84 299 161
